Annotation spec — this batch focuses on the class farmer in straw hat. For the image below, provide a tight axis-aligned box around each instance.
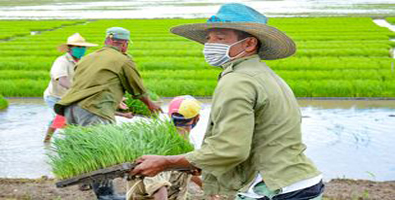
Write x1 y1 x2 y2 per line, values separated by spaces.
131 3 324 200
43 33 97 142
125 95 203 200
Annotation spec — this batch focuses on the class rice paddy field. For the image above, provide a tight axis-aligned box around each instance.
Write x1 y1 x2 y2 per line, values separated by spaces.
0 17 394 98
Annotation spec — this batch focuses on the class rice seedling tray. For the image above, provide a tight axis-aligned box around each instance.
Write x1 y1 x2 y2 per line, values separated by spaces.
55 161 197 188
56 162 136 188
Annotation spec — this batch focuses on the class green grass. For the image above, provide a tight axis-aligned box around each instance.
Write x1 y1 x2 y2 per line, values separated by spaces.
0 95 8 110
0 17 394 97
123 91 161 116
48 119 194 179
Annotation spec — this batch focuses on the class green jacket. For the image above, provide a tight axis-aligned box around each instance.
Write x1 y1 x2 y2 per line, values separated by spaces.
55 47 147 121
185 55 320 195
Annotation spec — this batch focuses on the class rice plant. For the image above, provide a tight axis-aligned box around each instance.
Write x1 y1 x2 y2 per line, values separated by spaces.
386 17 395 25
0 94 8 110
48 119 194 179
0 17 394 97
123 91 161 116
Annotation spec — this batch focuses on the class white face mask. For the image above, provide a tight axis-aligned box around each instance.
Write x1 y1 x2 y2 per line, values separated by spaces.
203 38 248 67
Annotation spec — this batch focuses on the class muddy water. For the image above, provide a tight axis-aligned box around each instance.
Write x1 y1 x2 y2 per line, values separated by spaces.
0 0 393 19
0 99 52 179
0 98 395 182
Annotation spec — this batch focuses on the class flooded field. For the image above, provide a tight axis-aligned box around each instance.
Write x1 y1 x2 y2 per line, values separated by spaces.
0 0 393 19
0 98 394 182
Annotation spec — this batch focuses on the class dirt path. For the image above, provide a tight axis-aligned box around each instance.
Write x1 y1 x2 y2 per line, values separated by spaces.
0 177 394 200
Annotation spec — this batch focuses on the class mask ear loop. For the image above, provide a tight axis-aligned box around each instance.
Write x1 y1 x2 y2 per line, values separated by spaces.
227 37 249 60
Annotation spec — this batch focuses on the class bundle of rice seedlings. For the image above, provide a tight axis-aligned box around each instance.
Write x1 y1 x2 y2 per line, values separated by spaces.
0 95 8 110
123 91 161 116
48 118 193 180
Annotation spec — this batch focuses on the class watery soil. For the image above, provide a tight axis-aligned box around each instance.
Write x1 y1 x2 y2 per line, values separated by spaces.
0 177 394 200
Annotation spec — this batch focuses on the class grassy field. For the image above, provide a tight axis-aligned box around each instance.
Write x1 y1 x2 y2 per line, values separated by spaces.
0 17 394 97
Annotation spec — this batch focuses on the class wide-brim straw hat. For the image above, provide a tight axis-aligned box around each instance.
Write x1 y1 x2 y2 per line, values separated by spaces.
57 33 98 52
170 3 296 60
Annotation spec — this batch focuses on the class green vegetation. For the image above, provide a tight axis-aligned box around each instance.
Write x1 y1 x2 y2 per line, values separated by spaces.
0 20 85 40
0 17 394 97
0 95 8 110
123 91 161 116
48 119 194 179
386 17 395 24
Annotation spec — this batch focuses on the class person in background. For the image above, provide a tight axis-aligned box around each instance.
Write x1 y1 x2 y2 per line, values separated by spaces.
125 95 203 200
43 33 97 143
130 3 324 200
54 27 161 198
55 27 161 126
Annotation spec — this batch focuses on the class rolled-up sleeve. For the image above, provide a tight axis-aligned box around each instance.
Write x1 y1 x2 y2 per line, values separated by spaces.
185 73 259 177
121 60 147 98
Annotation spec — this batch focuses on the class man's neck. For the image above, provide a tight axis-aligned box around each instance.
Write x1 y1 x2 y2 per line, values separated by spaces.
105 45 126 54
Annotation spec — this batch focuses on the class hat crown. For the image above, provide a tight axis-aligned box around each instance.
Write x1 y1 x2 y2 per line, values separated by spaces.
168 95 201 119
106 27 131 40
207 3 268 24
67 33 86 44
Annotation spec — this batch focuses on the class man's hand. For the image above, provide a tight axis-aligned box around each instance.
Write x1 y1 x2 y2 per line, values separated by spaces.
139 95 163 114
147 102 162 114
131 155 195 177
118 97 129 110
130 155 169 177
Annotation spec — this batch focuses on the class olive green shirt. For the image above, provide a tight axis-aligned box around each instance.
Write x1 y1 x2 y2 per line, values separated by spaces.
55 47 147 121
185 55 320 195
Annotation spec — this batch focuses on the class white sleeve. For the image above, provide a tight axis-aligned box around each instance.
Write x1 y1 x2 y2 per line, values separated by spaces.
50 56 69 80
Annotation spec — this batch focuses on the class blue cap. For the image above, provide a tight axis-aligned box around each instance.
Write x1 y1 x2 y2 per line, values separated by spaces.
106 27 130 40
207 3 268 24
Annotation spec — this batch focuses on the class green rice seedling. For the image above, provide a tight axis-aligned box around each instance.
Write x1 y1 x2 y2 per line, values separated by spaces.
144 79 217 97
141 69 220 81
0 17 394 97
135 57 210 71
386 17 395 25
0 20 85 40
124 91 161 116
0 79 48 97
267 57 394 70
275 69 393 81
0 94 8 110
48 118 194 179
0 70 48 80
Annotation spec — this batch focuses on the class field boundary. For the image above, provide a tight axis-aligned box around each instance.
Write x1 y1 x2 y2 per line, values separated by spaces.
0 20 90 42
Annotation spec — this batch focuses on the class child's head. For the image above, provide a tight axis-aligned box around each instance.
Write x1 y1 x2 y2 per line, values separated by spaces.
168 95 201 133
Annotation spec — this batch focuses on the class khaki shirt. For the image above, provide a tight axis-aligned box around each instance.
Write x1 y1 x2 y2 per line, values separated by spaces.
43 53 76 98
55 47 147 121
185 55 320 195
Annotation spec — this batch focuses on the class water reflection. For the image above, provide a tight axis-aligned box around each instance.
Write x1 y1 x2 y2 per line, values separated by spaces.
0 0 393 19
0 99 394 182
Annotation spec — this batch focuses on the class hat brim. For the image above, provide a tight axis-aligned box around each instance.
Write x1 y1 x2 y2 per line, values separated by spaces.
170 23 296 60
57 42 98 52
